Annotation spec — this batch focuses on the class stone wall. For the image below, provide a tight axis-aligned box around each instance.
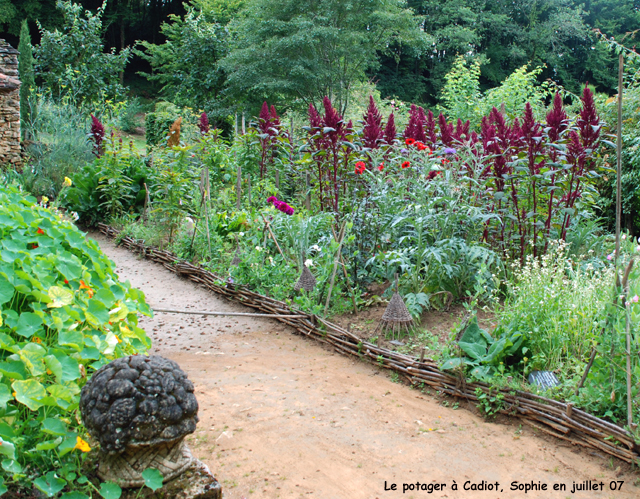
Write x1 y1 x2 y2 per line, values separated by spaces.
0 39 21 168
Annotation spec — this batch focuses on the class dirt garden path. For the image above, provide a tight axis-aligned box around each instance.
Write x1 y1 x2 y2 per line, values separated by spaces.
91 233 638 499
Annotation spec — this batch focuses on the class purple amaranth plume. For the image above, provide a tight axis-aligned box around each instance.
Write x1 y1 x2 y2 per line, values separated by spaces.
308 103 322 129
383 112 396 144
438 113 454 147
198 112 210 135
362 95 383 149
403 104 426 142
322 96 344 135
546 93 568 142
577 85 600 149
90 114 105 157
453 119 471 143
425 110 437 146
416 107 427 143
258 101 271 135
270 105 281 129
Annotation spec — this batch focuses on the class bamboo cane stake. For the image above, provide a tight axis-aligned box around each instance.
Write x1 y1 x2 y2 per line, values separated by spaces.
616 54 623 269
236 165 242 210
324 222 347 316
151 307 303 318
260 214 287 261
204 167 211 257
624 261 635 427
331 225 358 315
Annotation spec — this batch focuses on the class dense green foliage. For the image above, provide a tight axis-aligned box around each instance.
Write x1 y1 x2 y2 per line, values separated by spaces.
219 0 429 113
136 5 230 118
0 185 151 496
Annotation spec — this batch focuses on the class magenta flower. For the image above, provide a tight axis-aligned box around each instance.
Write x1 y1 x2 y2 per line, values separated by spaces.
198 112 210 135
90 114 105 157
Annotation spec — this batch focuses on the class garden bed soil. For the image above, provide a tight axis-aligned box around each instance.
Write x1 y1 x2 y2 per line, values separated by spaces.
330 304 496 357
91 232 640 499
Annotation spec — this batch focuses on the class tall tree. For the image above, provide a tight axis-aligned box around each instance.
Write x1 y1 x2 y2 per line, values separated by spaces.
18 19 36 139
136 5 230 115
220 0 430 114
34 1 131 102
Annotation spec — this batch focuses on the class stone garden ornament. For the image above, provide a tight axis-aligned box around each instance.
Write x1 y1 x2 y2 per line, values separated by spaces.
80 355 199 487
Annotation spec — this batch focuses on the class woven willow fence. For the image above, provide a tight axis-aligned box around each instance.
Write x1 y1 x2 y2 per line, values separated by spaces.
98 223 640 465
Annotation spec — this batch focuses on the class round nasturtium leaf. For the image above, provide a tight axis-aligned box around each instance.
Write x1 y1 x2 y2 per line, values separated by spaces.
98 481 122 499
0 276 13 305
47 286 74 308
142 468 163 491
34 471 66 498
15 312 43 339
11 379 47 411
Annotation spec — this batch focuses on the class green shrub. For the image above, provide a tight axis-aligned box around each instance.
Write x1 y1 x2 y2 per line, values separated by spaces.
0 185 151 496
59 138 152 226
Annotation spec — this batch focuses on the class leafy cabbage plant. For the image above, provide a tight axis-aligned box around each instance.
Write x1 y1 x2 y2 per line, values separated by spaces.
0 185 151 496
441 316 525 381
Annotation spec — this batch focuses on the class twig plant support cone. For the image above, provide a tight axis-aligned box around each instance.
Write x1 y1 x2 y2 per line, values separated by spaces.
231 246 242 266
376 275 414 339
294 265 316 292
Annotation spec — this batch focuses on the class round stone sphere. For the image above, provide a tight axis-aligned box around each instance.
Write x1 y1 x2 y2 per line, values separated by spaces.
80 355 199 454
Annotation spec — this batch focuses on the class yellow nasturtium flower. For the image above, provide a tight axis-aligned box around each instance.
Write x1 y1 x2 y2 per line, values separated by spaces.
74 436 91 453
63 176 73 187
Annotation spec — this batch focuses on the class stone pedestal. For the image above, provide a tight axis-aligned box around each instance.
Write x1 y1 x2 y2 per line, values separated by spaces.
121 459 222 499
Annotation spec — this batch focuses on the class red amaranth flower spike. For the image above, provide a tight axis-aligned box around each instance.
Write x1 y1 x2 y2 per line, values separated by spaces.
383 112 396 144
90 114 105 157
198 112 210 135
362 95 383 149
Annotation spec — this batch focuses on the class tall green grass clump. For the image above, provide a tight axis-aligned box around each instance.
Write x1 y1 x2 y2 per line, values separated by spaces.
498 240 614 371
22 96 93 198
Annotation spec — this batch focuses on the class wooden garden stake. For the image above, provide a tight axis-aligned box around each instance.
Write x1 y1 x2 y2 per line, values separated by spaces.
236 165 242 210
203 167 211 257
143 182 151 222
324 222 347 316
577 53 629 398
234 113 238 136
261 214 286 261
275 170 280 190
624 261 634 427
189 188 206 256
242 113 246 135
331 225 358 315
616 53 624 269
305 172 311 211
248 175 252 205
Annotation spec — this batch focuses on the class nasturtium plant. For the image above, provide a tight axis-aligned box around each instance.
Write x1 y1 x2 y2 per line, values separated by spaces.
0 185 152 494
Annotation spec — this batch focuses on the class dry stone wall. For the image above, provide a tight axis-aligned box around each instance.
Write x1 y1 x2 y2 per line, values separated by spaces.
0 39 21 168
